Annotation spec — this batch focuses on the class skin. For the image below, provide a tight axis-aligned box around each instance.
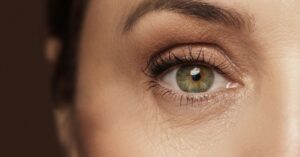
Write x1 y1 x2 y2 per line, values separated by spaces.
48 0 300 156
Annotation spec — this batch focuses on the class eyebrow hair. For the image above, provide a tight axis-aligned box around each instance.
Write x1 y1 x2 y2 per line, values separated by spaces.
124 0 253 32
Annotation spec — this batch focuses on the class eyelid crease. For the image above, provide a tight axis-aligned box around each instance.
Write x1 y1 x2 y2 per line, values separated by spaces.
129 11 260 77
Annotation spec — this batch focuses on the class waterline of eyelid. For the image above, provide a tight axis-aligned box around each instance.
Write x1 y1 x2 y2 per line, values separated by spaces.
147 80 243 106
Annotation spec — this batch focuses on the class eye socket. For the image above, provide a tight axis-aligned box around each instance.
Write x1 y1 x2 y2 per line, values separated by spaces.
161 64 233 93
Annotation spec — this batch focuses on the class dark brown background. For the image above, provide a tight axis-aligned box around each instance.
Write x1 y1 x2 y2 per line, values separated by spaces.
1 0 61 156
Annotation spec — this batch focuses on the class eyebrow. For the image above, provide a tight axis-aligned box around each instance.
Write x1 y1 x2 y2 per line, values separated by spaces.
124 0 253 32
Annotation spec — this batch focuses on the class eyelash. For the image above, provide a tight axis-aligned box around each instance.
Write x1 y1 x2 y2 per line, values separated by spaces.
148 50 224 79
145 44 239 80
144 44 243 107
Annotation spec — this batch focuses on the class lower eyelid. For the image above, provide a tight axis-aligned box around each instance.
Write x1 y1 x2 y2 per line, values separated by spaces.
148 80 245 123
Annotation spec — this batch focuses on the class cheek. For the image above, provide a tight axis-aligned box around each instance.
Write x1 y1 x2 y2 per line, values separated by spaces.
74 54 165 156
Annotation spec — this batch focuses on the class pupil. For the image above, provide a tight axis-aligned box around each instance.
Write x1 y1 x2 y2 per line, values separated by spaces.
190 67 201 81
192 73 201 81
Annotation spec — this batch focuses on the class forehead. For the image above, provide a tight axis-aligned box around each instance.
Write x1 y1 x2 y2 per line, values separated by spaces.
86 0 300 30
82 0 300 54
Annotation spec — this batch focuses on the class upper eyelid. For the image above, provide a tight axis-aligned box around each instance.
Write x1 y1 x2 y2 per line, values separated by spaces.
145 44 243 83
147 45 224 71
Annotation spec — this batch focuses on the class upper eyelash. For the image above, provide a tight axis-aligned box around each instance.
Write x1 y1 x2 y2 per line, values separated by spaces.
145 45 230 79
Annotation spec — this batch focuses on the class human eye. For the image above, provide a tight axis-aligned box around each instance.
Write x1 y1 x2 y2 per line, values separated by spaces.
145 44 246 116
161 63 237 93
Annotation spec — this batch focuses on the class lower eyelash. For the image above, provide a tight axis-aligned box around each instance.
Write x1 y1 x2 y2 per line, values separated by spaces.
147 79 242 107
145 78 247 126
148 80 210 105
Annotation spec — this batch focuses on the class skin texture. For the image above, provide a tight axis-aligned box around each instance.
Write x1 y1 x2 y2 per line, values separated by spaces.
50 0 300 156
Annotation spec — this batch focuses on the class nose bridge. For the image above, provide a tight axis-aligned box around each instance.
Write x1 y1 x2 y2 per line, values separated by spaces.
279 58 300 155
265 54 300 155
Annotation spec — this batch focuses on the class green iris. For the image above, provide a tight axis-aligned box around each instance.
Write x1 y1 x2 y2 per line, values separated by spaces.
176 65 214 93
